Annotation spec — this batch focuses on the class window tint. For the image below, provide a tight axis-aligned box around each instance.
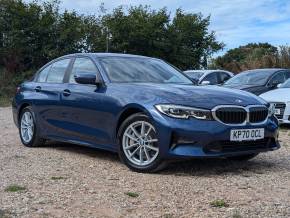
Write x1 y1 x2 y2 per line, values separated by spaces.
225 70 274 86
269 72 285 85
46 59 70 83
202 72 218 85
219 72 231 83
69 58 97 83
37 65 51 82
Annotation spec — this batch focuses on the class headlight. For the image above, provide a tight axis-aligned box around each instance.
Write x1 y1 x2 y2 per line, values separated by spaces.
155 104 213 120
268 103 275 116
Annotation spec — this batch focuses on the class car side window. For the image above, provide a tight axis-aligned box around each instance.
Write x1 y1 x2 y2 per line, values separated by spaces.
202 72 218 85
37 65 51 82
284 71 290 79
46 59 71 83
219 72 231 83
269 72 285 86
69 58 98 83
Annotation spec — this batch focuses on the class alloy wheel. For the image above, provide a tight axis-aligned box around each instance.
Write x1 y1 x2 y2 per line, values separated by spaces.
20 111 34 143
122 121 159 166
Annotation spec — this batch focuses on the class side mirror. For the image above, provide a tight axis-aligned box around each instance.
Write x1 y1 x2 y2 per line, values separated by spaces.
277 83 282 88
74 72 101 85
200 80 210 86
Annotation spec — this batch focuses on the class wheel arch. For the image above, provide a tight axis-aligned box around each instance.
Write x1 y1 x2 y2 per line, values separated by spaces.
18 102 31 124
115 104 152 139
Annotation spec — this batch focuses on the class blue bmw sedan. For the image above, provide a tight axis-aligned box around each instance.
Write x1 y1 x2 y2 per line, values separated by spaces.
12 53 280 172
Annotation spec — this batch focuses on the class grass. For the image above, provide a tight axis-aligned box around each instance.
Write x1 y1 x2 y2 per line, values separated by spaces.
124 192 139 198
0 209 10 218
51 176 66 180
232 211 242 218
210 199 229 208
4 185 26 192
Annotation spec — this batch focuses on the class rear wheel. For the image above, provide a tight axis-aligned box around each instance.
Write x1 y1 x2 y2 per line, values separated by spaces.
227 153 258 161
118 113 167 173
19 106 45 147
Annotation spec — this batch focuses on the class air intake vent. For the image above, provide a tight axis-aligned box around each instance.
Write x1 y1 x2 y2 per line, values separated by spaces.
272 102 286 119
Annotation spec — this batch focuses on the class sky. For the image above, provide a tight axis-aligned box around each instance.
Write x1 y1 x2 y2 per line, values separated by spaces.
28 0 290 54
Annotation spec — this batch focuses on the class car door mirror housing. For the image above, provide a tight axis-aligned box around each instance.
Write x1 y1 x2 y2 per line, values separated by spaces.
200 80 210 86
74 73 101 85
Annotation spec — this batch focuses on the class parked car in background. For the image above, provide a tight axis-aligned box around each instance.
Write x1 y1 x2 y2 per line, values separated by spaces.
260 79 290 124
223 68 290 95
13 53 280 173
183 70 233 85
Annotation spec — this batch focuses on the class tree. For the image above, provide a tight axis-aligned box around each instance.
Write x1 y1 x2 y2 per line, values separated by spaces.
0 0 223 73
212 43 278 73
166 9 224 69
103 6 223 70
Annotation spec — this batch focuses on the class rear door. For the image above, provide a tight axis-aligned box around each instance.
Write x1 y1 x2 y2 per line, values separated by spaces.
33 58 72 137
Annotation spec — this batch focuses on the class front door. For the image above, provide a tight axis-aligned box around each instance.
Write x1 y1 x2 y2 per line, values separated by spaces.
59 57 114 149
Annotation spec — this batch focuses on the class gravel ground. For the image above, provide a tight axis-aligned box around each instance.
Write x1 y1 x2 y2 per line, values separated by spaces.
0 107 289 218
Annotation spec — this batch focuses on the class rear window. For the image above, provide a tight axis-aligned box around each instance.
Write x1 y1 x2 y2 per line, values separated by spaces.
37 65 51 82
46 59 70 83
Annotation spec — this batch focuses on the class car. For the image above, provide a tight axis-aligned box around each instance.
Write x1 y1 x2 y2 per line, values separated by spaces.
12 53 280 173
223 68 290 95
260 79 290 124
183 70 233 85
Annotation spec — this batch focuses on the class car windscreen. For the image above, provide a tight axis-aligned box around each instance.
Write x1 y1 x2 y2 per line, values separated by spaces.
224 70 274 86
99 57 192 84
280 79 290 88
185 71 204 80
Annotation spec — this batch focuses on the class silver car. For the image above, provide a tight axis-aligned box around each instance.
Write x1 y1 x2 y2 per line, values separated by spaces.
184 70 234 86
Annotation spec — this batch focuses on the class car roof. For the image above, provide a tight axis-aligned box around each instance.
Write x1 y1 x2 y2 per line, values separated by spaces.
184 69 232 74
241 68 288 74
61 53 152 59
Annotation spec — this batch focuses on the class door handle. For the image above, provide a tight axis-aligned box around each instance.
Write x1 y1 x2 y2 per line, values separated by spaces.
35 86 41 92
62 89 71 97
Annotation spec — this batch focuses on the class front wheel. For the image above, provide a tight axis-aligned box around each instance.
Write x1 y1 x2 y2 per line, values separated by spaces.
118 113 167 173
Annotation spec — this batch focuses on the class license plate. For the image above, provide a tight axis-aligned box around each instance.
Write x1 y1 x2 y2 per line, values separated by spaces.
274 109 281 115
230 128 264 141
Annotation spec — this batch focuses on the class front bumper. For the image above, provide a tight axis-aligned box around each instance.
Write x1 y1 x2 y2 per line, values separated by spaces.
151 110 280 159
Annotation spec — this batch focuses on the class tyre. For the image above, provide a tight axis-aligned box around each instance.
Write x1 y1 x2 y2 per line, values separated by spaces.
19 106 45 147
118 113 167 173
227 153 258 161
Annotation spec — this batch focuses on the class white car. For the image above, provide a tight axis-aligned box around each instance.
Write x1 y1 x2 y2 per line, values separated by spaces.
260 79 290 124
